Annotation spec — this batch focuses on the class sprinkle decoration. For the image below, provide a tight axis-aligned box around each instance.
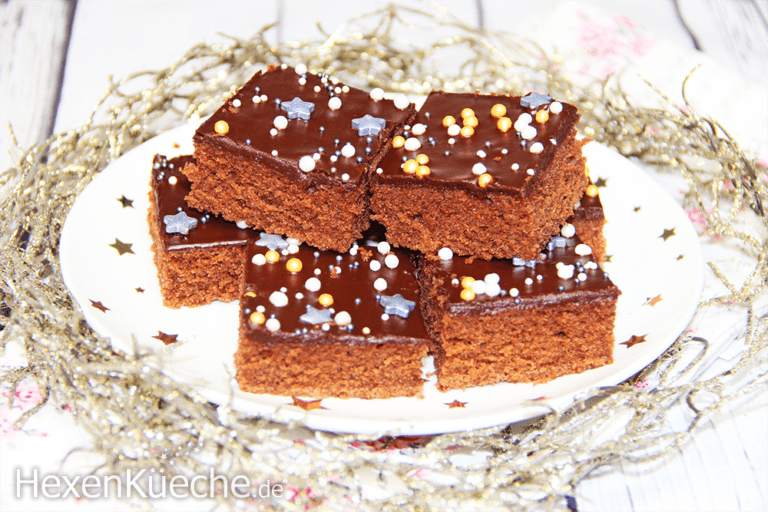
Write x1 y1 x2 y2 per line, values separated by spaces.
279 97 315 120
351 115 386 136
1 4 766 512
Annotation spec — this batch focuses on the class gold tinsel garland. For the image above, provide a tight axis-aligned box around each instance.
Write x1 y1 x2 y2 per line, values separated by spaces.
1 4 766 511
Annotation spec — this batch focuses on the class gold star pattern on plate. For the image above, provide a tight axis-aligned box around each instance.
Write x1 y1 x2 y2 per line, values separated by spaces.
291 397 325 411
90 300 109 313
644 294 663 307
118 195 134 208
135 287 145 293
593 177 608 188
660 227 676 241
447 400 466 408
677 254 685 261
604 254 613 263
634 206 641 212
109 238 134 256
152 331 178 345
621 334 648 348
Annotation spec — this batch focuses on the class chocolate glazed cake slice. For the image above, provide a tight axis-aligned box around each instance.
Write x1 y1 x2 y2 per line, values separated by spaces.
371 90 589 261
185 65 416 253
417 230 620 391
236 224 430 399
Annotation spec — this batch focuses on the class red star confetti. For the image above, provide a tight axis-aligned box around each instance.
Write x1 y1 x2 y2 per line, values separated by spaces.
89 300 109 313
152 331 178 345
447 400 467 408
644 294 663 307
291 397 325 411
621 334 648 348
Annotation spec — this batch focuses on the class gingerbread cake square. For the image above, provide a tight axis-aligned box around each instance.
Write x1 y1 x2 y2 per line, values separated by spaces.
184 65 416 253
235 224 430 399
417 232 620 390
148 154 254 308
371 90 589 260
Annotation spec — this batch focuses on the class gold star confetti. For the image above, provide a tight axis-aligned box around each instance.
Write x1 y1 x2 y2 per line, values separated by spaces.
634 206 642 212
117 195 134 208
152 332 178 345
604 254 613 263
109 238 134 255
593 177 608 188
291 397 325 411
135 287 145 293
89 300 109 313
677 254 685 261
621 334 648 348
645 294 663 307
660 227 676 241
447 400 467 408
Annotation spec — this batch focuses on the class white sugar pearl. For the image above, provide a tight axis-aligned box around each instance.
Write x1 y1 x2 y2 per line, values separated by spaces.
511 163 520 171
295 292 304 300
299 156 316 172
252 254 267 265
232 99 241 107
484 273 500 285
322 323 331 331
585 262 598 270
509 288 519 297
334 311 352 326
342 85 349 93
295 63 307 75
530 142 544 154
404 137 421 151
328 97 342 110
518 113 533 124
525 278 534 285
341 173 350 181
349 244 358 256
369 260 382 271
341 143 356 157
527 169 535 176
269 291 288 307
486 283 501 297
305 277 321 292
260 94 268 102
550 102 563 114
438 247 453 260
374 278 388 291
477 150 487 158
394 94 410 110
270 128 278 136
236 220 248 229
578 272 588 281
472 163 487 176
265 318 281 332
314 85 321 93
288 243 300 254
252 95 261 104
575 244 593 256
557 265 575 279
521 125 537 140
447 124 461 136
274 115 288 130
411 123 426 135
384 254 400 269
561 223 576 238
168 176 178 185
256 305 265 313
377 241 391 255
471 280 487 295
370 88 385 101
514 119 529 132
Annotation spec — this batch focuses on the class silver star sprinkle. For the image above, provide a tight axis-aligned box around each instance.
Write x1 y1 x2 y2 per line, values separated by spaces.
300 305 333 324
255 233 289 251
351 115 386 136
280 97 315 120
379 294 416 319
163 211 198 235
521 92 552 109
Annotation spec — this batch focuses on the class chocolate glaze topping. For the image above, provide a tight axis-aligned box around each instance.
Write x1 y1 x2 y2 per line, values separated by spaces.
195 66 416 184
377 90 580 191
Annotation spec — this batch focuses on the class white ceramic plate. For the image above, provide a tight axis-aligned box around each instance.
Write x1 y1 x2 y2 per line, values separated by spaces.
60 122 703 435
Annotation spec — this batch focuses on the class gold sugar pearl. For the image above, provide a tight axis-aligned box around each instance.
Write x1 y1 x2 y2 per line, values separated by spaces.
416 165 431 178
392 136 405 148
318 293 334 306
403 159 419 174
442 115 456 127
265 250 280 263
461 108 475 119
416 154 430 165
214 120 229 135
478 173 493 188
497 117 512 132
463 116 478 128
286 258 303 273
586 184 599 197
461 276 475 289
536 110 550 123
491 104 507 118
249 311 265 325
460 288 476 301
244 291 257 298
460 126 474 138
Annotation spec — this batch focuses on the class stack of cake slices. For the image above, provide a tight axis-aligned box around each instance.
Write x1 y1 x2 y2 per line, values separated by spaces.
148 64 620 399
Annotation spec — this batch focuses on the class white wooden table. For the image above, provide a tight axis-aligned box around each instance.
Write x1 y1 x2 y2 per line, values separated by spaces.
2 1 767 511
